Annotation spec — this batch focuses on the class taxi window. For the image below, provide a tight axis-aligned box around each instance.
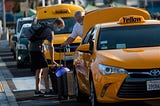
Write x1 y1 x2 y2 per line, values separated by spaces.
82 26 97 44
97 24 160 50
38 17 75 34
82 27 94 44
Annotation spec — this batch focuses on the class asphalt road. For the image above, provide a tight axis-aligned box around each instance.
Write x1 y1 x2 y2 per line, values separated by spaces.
0 48 160 106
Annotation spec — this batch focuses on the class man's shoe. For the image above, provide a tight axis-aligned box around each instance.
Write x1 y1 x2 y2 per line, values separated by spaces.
34 91 45 97
44 90 57 97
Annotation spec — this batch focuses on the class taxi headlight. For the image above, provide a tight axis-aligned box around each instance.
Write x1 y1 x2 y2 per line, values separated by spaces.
16 44 27 50
98 64 128 75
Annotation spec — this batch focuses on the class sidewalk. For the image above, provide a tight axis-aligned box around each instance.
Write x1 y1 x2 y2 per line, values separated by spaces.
0 40 18 106
0 40 61 106
0 40 9 50
0 40 78 106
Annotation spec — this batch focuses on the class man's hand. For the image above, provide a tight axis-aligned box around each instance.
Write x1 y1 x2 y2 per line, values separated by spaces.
60 42 66 48
61 37 75 48
52 60 59 66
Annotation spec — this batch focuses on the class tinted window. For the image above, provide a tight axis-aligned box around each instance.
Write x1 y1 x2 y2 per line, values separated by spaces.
18 20 32 33
21 27 30 37
38 17 76 34
98 24 160 50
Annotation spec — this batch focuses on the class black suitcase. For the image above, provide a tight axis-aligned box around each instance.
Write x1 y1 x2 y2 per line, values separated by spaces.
49 69 58 94
49 48 73 100
57 72 68 99
49 66 68 100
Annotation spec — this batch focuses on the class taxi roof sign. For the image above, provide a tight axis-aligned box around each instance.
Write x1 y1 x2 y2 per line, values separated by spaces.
53 8 71 14
118 15 145 24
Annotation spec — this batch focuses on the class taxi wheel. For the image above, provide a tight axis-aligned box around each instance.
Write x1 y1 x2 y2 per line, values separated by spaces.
30 67 36 74
90 77 98 106
75 74 89 102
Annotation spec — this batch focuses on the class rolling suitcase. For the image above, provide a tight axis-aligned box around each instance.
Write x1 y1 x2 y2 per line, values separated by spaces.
49 47 75 100
49 64 68 100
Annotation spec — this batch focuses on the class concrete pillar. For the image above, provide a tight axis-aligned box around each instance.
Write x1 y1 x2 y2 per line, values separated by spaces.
42 0 45 6
58 0 61 4
2 0 7 40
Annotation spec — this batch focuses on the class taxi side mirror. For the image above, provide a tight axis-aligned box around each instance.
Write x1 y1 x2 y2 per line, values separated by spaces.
77 44 90 53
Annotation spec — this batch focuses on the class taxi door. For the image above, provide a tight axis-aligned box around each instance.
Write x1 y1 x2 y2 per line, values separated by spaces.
74 26 98 94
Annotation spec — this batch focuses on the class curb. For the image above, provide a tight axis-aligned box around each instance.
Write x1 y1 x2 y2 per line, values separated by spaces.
0 57 18 106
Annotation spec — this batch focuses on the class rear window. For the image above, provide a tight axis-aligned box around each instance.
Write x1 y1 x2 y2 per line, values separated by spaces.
97 24 160 50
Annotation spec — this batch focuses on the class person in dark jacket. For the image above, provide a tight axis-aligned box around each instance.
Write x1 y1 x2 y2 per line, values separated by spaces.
29 17 65 97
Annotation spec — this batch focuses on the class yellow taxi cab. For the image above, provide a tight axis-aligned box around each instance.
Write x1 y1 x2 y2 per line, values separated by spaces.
74 7 160 105
36 4 85 67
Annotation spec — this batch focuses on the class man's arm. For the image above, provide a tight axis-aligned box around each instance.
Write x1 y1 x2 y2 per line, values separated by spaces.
61 23 79 48
61 37 75 48
48 31 57 65
48 41 54 63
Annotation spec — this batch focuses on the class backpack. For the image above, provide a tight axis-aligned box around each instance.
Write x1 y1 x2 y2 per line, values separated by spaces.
26 23 48 42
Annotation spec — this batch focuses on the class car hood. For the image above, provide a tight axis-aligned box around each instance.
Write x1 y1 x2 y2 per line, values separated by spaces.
19 38 29 45
97 47 160 69
53 34 82 44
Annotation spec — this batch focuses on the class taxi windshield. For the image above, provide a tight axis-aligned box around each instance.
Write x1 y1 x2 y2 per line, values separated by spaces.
38 17 76 34
98 24 160 50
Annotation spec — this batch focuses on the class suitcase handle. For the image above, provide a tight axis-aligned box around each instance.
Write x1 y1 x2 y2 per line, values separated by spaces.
59 46 66 66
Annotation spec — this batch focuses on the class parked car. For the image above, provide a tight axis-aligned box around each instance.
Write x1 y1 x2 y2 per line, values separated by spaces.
15 23 31 68
11 16 34 58
73 7 160 105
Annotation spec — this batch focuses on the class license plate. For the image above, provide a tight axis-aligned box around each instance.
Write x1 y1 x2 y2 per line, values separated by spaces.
147 80 160 91
64 55 74 61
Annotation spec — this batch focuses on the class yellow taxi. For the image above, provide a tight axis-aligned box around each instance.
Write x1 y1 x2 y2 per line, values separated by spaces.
74 7 160 105
36 4 85 67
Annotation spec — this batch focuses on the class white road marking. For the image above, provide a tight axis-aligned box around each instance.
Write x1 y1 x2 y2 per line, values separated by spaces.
0 81 4 93
12 76 45 91
0 57 18 106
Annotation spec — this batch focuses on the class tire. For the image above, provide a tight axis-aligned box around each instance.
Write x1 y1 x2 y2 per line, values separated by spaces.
10 48 13 52
90 77 98 106
13 52 16 59
30 67 36 74
17 61 22 68
74 73 89 102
